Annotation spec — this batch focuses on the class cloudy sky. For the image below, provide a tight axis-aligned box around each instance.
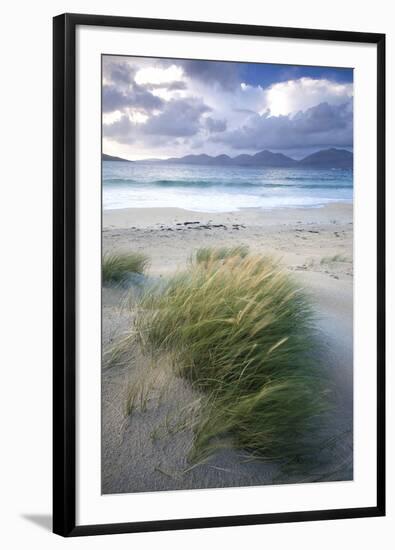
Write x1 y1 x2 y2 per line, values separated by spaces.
102 55 353 160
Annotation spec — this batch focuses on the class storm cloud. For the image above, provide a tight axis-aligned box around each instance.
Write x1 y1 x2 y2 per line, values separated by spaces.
145 80 188 91
102 54 353 159
211 100 353 151
142 98 211 136
102 83 163 113
179 59 242 90
103 97 211 143
108 62 136 85
205 117 227 133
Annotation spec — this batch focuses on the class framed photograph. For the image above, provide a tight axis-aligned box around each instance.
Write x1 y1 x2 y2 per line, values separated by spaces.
53 13 385 537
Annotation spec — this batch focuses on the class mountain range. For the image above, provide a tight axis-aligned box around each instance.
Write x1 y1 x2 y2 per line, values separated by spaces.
102 148 353 169
102 153 132 162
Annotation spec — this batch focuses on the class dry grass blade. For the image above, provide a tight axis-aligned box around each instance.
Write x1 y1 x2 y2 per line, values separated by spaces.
135 248 328 466
103 251 150 283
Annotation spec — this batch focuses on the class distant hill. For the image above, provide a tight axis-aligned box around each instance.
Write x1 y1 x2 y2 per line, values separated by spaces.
135 148 352 169
298 148 353 169
248 150 297 167
164 153 232 165
140 150 297 167
102 153 132 162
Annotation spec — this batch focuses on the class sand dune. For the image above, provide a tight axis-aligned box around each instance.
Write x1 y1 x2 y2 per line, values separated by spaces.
102 203 353 494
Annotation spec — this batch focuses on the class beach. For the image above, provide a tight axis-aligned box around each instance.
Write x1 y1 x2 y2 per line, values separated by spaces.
102 203 353 494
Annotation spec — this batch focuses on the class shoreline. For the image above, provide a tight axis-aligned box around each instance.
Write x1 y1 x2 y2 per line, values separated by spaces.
103 202 353 229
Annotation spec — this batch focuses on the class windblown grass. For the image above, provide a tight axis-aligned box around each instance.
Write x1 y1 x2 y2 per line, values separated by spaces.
135 248 327 464
102 251 149 283
320 254 348 265
195 244 249 265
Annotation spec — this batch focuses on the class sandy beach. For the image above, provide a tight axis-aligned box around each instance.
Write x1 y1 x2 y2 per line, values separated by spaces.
102 203 353 494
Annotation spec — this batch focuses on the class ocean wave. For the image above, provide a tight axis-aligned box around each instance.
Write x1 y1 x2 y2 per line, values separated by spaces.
103 178 352 190
283 175 350 182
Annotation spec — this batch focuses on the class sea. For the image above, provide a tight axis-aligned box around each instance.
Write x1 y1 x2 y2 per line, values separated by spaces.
102 162 353 213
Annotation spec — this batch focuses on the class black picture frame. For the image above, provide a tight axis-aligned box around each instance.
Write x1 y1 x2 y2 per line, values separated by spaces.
53 13 386 537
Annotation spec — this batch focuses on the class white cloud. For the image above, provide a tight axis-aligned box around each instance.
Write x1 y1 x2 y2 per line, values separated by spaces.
135 65 184 86
102 110 123 125
264 77 353 116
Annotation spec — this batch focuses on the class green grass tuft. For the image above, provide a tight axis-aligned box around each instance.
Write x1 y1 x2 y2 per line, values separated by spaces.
102 251 149 283
195 244 249 265
135 250 327 464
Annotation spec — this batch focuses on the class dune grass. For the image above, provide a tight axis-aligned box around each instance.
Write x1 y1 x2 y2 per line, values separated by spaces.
195 244 249 265
135 248 327 464
320 254 348 265
102 251 149 283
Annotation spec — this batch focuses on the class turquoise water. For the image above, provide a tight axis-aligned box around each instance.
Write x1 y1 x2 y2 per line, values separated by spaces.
102 162 353 213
